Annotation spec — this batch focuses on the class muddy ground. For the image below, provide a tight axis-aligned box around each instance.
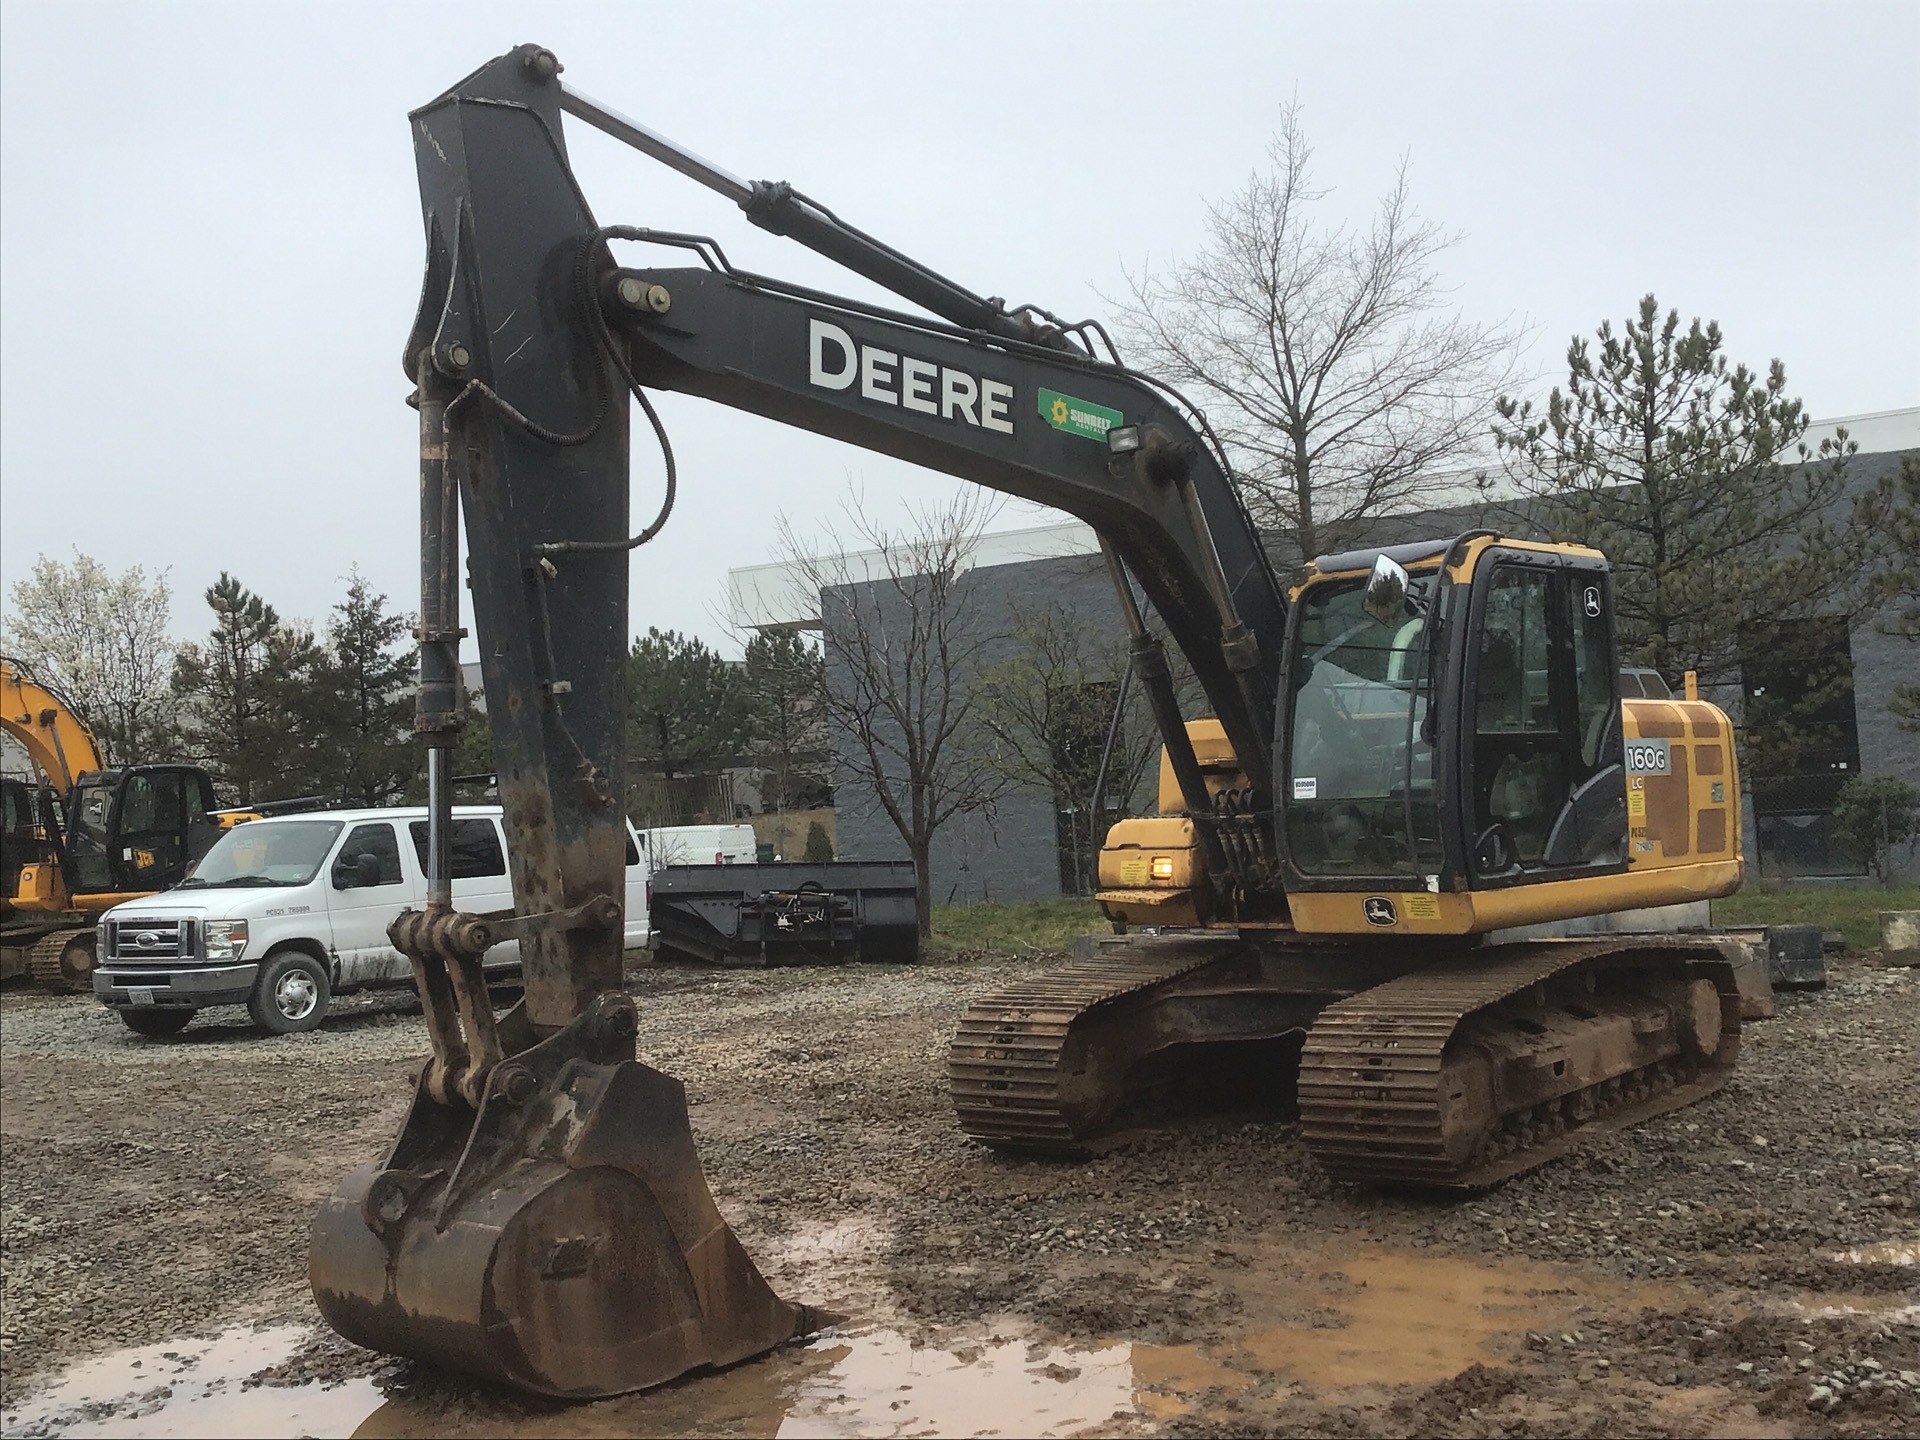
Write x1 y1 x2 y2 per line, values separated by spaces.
0 951 1914 1438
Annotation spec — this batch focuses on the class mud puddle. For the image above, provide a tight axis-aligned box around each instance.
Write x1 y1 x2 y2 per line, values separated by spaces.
352 1329 1137 1438
1224 1247 1593 1386
0 1245 1819 1437
0 1326 381 1439
361 1246 1642 1436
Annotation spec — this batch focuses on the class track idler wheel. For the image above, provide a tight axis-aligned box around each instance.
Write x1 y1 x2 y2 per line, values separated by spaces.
309 993 810 1397
28 928 96 992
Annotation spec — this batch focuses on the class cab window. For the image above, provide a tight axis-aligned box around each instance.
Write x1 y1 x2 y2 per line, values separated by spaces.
1285 577 1441 876
1469 562 1625 876
336 822 404 887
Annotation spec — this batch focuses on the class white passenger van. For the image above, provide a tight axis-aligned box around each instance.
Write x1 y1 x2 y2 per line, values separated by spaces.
92 806 650 1038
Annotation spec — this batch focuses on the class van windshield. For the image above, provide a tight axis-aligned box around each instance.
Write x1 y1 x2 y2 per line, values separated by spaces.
180 820 345 888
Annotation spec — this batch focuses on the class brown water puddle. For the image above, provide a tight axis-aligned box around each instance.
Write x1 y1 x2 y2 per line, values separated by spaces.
1231 1247 1590 1386
0 1326 380 1439
356 1330 1140 1438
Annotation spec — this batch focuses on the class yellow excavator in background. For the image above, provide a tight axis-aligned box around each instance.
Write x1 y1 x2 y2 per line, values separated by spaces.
309 47 1746 1401
1 658 238 988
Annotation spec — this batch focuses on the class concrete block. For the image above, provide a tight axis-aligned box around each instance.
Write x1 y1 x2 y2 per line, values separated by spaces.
1767 924 1826 989
1712 937 1775 1020
1882 910 1920 967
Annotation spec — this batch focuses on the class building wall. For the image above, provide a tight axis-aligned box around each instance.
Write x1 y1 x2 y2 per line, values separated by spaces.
826 551 1131 904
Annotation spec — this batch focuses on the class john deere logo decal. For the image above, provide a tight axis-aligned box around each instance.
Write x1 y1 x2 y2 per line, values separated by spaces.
1363 896 1398 926
1038 388 1123 442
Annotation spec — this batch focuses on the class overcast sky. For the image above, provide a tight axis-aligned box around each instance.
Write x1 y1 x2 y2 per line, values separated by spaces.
3 1 1915 661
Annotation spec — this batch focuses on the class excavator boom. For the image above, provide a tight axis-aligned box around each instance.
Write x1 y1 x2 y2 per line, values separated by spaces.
1 658 105 791
311 42 1298 1397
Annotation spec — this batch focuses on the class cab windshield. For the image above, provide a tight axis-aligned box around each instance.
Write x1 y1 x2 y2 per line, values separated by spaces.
180 819 345 889
1285 577 1442 876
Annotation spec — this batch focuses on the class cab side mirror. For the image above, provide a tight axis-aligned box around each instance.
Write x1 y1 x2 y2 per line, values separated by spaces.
1363 553 1413 627
334 852 384 889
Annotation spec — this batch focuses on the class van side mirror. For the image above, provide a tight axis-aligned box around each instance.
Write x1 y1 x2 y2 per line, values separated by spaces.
1363 553 1413 627
334 852 384 889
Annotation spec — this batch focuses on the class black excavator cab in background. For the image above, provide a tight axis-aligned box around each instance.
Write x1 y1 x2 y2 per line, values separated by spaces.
311 46 1743 1399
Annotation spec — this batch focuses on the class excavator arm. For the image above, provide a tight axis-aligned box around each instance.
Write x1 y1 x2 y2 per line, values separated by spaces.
311 42 1295 1398
1 659 105 791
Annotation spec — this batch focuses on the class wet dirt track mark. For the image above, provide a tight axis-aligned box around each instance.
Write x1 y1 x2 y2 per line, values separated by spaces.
2 955 1915 1436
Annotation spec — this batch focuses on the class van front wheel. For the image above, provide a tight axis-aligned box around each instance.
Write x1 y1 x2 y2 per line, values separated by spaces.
250 950 330 1035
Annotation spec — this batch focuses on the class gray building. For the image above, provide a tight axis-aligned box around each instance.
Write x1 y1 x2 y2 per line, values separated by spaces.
735 409 1920 897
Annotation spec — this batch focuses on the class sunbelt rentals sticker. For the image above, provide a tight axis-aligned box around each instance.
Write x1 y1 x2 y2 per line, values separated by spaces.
1039 388 1123 441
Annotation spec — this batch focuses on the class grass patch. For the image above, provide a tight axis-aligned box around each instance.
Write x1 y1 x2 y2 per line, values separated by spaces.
927 899 1104 957
921 885 1920 959
1711 883 1920 950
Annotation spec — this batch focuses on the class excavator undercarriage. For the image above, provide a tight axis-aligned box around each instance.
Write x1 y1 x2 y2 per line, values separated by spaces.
952 934 1739 1187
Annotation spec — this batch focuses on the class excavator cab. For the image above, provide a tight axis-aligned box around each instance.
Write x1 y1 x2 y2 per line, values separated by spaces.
60 765 221 895
1274 536 1739 934
1282 539 1629 890
28 765 222 902
1101 535 1739 937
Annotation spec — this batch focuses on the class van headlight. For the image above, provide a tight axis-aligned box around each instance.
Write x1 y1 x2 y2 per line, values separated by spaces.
204 920 250 961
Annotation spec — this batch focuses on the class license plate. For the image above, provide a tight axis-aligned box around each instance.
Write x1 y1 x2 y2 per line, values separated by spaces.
128 987 155 1006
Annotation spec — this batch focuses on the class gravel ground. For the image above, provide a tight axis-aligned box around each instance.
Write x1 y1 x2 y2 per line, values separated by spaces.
1 951 1915 1437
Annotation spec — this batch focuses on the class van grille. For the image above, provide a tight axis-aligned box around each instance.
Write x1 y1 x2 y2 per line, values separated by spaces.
105 917 196 962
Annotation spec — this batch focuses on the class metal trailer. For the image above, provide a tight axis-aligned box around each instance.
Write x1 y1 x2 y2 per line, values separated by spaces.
647 861 919 967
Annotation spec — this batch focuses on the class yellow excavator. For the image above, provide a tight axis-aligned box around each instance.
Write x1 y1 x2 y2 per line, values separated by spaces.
310 46 1744 1398
1 658 236 988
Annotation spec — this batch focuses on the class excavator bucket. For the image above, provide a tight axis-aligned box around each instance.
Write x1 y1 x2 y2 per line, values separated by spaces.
310 994 809 1397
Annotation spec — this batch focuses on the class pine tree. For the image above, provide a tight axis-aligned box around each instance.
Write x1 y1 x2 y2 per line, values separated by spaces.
743 630 827 814
305 570 418 806
1491 296 1876 693
802 819 834 863
626 628 750 822
171 574 319 804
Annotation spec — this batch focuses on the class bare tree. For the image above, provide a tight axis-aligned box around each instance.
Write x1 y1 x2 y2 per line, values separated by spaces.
777 488 1006 934
1109 103 1519 566
972 597 1161 895
3 551 178 764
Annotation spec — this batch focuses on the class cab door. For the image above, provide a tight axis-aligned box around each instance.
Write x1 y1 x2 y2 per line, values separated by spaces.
1462 553 1627 883
110 768 206 891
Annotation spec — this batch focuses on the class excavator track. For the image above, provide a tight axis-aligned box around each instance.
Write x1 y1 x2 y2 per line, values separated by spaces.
1299 938 1740 1191
28 927 95 992
949 947 1223 1155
